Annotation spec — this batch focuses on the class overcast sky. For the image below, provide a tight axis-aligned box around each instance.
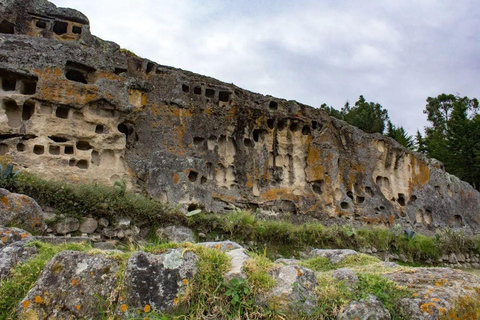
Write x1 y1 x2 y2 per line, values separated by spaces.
53 0 480 135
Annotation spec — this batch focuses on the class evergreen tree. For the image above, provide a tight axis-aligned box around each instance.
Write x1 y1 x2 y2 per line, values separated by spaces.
386 121 414 149
422 94 480 190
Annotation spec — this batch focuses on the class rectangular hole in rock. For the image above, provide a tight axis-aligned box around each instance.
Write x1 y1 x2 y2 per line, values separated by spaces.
269 101 278 110
33 145 44 155
2 78 16 91
76 159 88 170
16 143 25 152
49 136 69 143
193 86 201 95
205 88 215 98
22 101 35 121
182 84 189 93
193 137 205 145
72 25 82 34
146 62 155 74
20 80 37 95
36 20 47 29
219 91 230 102
49 145 60 155
0 20 14 34
65 61 96 84
55 106 69 119
95 124 105 134
114 68 127 75
53 21 68 35
64 146 74 154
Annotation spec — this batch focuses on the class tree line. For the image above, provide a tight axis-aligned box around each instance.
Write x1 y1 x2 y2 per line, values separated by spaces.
321 94 480 191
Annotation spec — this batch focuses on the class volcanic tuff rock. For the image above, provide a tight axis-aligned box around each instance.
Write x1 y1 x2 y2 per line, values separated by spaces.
0 0 479 232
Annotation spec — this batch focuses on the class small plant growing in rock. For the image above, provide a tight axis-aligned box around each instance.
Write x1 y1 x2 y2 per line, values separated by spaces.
404 228 416 241
0 163 21 181
224 277 253 315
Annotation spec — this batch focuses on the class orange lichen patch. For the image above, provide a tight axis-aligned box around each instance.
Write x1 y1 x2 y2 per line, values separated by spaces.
431 298 441 302
215 244 220 250
20 233 29 239
420 302 437 315
227 245 232 250
71 278 79 287
0 196 9 206
436 279 448 287
260 188 298 202
173 172 180 185
119 304 128 313
211 193 239 203
410 158 430 189
143 304 151 313
1 237 7 244
34 296 42 303
173 297 179 306
225 106 237 122
22 300 31 309
90 271 94 276
296 268 304 277
96 70 123 81
76 305 81 310
305 282 310 288
182 279 189 285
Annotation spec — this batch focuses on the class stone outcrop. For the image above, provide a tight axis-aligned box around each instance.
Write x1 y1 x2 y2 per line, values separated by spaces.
0 0 479 235
0 227 36 280
17 250 122 320
0 188 45 233
121 250 197 314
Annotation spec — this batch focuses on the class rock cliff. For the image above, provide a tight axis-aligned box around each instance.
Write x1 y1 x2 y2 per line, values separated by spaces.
0 0 479 233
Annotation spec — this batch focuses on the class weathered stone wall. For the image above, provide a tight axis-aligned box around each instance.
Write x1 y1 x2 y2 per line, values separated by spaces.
0 0 479 233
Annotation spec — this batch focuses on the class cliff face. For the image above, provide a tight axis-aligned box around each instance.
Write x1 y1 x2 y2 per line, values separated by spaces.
0 0 479 233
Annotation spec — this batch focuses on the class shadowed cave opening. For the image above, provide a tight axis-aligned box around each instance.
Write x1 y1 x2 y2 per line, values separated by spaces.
53 21 68 35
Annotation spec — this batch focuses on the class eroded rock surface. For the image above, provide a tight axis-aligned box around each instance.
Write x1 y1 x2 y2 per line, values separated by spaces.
385 267 480 319
17 250 121 319
120 250 197 314
0 0 480 234
0 227 36 280
338 294 391 320
0 188 45 233
263 264 317 314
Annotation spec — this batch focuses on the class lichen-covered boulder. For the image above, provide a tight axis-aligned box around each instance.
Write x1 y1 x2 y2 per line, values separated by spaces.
338 294 391 320
156 225 195 243
0 227 36 280
17 251 121 319
0 188 45 234
261 264 317 314
119 249 197 315
385 267 480 319
308 249 359 264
